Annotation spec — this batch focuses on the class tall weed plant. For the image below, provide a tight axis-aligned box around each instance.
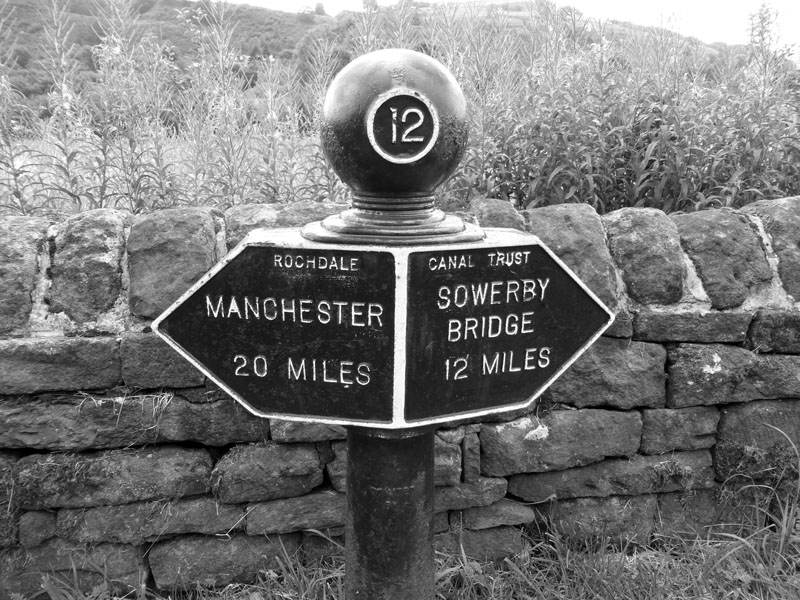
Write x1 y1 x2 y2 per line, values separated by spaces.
0 0 798 217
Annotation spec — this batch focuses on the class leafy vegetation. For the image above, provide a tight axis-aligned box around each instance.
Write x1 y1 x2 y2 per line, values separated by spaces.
0 0 798 217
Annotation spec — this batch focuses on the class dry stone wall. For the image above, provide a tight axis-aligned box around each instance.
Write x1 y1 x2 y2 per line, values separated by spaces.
2 197 800 596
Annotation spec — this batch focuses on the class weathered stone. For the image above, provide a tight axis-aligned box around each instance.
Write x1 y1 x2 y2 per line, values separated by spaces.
57 497 243 544
327 441 346 493
211 442 323 503
270 419 346 443
742 197 800 299
633 310 753 343
526 204 629 336
480 409 642 476
641 407 719 454
157 396 270 447
15 446 212 509
603 208 685 304
0 216 49 335
0 393 268 450
672 209 771 309
225 204 280 248
538 495 657 545
18 510 56 548
47 209 128 323
747 309 800 353
0 538 143 597
547 337 666 409
0 454 17 547
325 436 462 492
436 525 525 561
667 344 800 408
128 208 218 318
247 489 345 535
469 197 526 230
434 511 450 533
273 200 349 227
462 431 481 482
435 477 508 511
457 498 536 530
715 399 800 481
120 332 204 388
148 533 300 590
0 336 120 394
656 489 723 538
508 451 714 502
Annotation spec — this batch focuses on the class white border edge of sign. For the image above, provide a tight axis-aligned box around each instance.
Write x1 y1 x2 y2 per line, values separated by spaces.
392 250 410 426
151 227 616 430
398 229 617 428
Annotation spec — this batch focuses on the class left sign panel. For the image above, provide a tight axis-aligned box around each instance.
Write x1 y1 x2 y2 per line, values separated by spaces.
153 233 397 425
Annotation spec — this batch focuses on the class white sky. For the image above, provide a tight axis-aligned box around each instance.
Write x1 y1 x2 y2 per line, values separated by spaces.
226 0 800 50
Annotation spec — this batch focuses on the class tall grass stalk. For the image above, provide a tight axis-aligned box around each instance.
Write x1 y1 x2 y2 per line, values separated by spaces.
1 0 798 217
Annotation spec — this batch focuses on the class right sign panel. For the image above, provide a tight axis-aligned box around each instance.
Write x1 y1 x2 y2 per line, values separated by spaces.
404 240 614 422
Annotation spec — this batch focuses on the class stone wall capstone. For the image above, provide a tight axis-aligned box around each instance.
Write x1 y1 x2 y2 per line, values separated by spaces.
2 197 800 595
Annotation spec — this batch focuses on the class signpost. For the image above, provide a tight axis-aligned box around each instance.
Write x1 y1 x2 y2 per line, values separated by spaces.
153 48 613 599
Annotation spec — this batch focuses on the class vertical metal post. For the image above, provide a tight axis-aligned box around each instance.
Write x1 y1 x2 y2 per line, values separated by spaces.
345 427 435 600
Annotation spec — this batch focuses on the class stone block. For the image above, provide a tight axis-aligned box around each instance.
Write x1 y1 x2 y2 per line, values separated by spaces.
640 407 719 454
148 533 300 591
508 451 714 502
120 332 205 388
57 497 244 544
246 489 345 535
273 200 348 227
672 209 771 309
462 431 481 482
656 489 723 538
18 511 56 548
0 454 17 547
468 197 526 230
715 399 800 481
128 208 219 318
225 204 280 248
457 498 536 530
667 344 800 407
0 216 49 335
538 495 658 545
15 445 212 509
742 197 800 299
747 309 800 353
0 539 144 597
633 310 753 343
547 337 666 409
0 392 268 451
525 204 629 336
434 477 508 512
211 442 323 503
327 441 346 493
47 209 128 323
270 419 346 443
480 409 641 476
436 526 525 561
156 396 270 447
0 336 120 394
603 207 685 304
325 436 462 492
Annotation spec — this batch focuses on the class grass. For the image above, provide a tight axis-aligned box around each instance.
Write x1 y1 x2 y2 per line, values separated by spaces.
33 518 800 600
0 1 798 217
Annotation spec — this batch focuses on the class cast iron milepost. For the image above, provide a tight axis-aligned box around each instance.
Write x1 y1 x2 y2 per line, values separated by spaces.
153 48 613 600
307 49 481 600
